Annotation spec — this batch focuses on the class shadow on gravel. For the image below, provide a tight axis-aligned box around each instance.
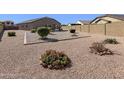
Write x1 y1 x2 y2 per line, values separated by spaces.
0 30 5 42
39 38 59 42
49 33 56 35
58 36 91 42
25 36 91 45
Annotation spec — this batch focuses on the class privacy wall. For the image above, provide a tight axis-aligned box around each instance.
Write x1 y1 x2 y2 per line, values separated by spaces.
0 24 4 41
106 22 124 37
0 24 3 34
62 22 124 37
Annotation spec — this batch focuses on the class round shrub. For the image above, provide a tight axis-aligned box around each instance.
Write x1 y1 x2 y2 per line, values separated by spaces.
70 29 75 33
40 50 71 69
103 38 119 44
37 27 50 39
31 29 37 33
8 32 16 37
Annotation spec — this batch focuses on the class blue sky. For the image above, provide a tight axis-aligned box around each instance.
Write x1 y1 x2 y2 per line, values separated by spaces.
0 14 103 24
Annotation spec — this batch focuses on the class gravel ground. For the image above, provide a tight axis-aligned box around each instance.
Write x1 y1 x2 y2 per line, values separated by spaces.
26 31 90 44
0 30 124 79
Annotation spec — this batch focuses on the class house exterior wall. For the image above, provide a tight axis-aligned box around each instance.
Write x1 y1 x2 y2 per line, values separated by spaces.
17 18 61 30
101 17 122 22
95 20 108 24
92 17 123 24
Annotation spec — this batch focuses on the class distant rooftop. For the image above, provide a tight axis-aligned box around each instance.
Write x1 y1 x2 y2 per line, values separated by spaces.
78 20 91 24
96 14 124 21
17 17 61 24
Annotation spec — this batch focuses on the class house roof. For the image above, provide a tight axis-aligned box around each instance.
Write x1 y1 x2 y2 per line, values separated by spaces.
78 20 91 24
91 14 124 23
0 20 14 23
17 17 61 25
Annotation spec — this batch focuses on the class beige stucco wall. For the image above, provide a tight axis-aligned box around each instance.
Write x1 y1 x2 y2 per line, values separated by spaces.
61 26 69 31
62 25 82 31
106 22 124 37
89 24 105 35
81 25 89 32
62 22 124 37
69 25 81 31
75 25 81 31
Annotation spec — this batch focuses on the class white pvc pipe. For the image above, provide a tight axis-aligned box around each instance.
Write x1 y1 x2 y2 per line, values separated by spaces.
24 31 27 45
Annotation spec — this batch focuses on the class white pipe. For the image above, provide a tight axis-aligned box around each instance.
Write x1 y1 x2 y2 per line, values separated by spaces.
24 31 27 45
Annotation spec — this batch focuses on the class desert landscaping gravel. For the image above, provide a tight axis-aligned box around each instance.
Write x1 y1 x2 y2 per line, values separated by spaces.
26 31 90 44
0 30 124 79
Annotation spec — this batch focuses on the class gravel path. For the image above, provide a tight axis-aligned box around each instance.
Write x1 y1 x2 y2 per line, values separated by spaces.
0 30 124 79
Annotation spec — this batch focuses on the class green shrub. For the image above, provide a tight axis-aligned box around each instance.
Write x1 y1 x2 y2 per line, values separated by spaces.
31 29 37 33
40 50 71 69
89 42 113 56
37 27 50 39
103 38 119 44
8 32 16 37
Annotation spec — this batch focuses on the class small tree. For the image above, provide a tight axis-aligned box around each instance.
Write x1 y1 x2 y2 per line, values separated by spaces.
37 27 50 39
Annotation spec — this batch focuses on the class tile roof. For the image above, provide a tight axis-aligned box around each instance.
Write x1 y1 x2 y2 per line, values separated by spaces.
90 14 124 23
104 14 124 21
17 17 61 25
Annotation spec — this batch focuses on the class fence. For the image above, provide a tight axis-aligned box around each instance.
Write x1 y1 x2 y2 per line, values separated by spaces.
0 24 4 41
62 22 124 37
0 24 3 32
